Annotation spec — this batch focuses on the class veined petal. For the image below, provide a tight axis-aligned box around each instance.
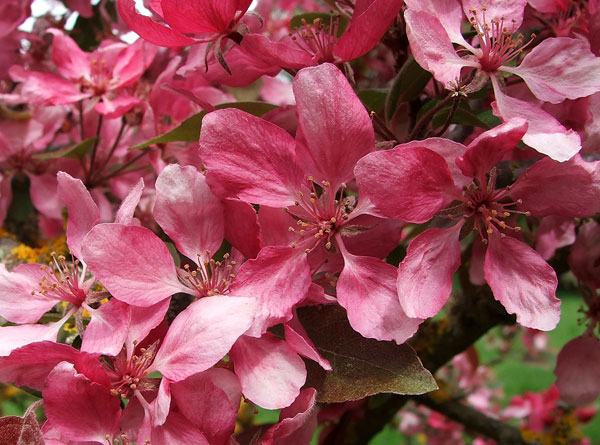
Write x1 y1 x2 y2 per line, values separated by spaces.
81 224 188 306
155 164 224 263
9 66 90 105
491 76 581 161
355 145 459 223
510 155 600 217
293 63 375 189
151 296 257 381
115 178 144 225
81 299 132 356
200 108 304 207
162 0 237 34
337 242 423 344
260 388 318 444
240 34 315 69
57 171 100 259
555 336 600 405
117 0 196 47
405 0 468 46
404 10 475 88
462 0 527 31
397 223 463 319
484 231 561 331
230 334 306 409
507 37 600 104
223 199 262 259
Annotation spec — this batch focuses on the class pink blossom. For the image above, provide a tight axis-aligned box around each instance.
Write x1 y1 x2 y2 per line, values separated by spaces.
356 119 600 330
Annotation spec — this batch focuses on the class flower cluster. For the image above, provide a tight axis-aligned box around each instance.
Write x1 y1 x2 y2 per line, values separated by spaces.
0 0 599 443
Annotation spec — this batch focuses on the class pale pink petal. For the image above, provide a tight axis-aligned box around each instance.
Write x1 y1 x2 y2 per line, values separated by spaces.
223 199 262 259
337 242 423 344
355 145 459 222
535 216 576 260
230 334 306 409
152 378 172 426
81 299 132 356
43 362 121 443
149 411 209 445
507 38 600 104
95 95 140 118
491 77 581 161
404 0 468 45
150 296 257 381
0 322 63 356
200 108 304 207
510 155 600 217
9 66 90 105
260 388 318 445
57 171 100 259
48 29 91 80
0 263 56 323
112 39 157 88
293 63 374 189
285 317 332 371
170 368 241 445
228 246 311 336
404 10 475 87
484 231 561 330
155 164 224 262
397 223 464 319
555 336 600 405
126 299 171 356
456 119 527 181
81 224 188 306
462 0 527 31
115 178 144 225
117 0 196 47
335 0 404 61
27 173 62 220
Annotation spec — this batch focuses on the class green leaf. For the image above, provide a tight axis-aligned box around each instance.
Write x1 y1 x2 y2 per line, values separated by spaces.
298 305 438 403
431 102 491 129
385 57 431 122
475 109 502 129
129 102 278 150
289 12 349 37
358 89 388 113
33 138 96 160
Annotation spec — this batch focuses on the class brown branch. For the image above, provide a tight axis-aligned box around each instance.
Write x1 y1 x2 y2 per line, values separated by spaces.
415 395 527 445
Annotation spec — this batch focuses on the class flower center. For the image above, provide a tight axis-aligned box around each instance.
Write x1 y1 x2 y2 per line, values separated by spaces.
290 16 340 63
179 253 236 297
285 177 354 252
104 340 161 399
468 8 535 73
34 252 89 306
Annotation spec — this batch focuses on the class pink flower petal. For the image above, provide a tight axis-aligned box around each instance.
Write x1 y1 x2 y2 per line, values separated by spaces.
293 63 374 189
81 224 187 306
223 199 262 259
43 362 121 443
9 66 90 105
555 336 600 405
335 0 404 61
57 171 100 259
510 155 600 217
117 0 197 47
170 369 241 444
228 246 311 336
240 34 315 69
462 0 527 31
355 145 459 223
535 216 576 260
397 223 464 319
0 263 56 323
48 29 91 81
27 173 62 220
151 296 257 381
161 0 237 34
230 334 306 409
0 322 64 357
456 119 527 181
484 231 561 330
568 221 600 289
404 0 468 45
155 164 224 262
404 10 475 87
285 317 332 371
200 108 304 207
81 299 132 356
126 300 171 356
337 243 423 344
95 95 140 118
115 178 144 225
491 77 581 161
112 39 157 89
507 38 600 104
260 388 318 444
